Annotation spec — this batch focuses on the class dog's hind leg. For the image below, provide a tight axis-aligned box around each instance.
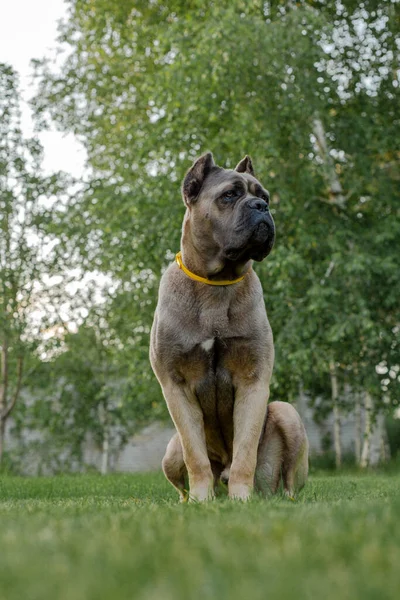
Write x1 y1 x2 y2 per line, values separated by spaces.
255 402 309 497
282 436 309 497
255 414 284 496
162 433 188 502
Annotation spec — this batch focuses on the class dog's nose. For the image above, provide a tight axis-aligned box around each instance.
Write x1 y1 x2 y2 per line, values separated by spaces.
247 197 269 212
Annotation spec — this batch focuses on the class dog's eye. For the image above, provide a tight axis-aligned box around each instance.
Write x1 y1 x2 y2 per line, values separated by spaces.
261 193 270 204
221 190 237 200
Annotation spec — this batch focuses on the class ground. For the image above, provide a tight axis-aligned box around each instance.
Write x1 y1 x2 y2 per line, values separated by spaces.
0 472 399 600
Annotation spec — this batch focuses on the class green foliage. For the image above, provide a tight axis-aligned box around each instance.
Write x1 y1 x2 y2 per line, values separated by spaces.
17 320 167 471
0 64 71 459
24 0 400 436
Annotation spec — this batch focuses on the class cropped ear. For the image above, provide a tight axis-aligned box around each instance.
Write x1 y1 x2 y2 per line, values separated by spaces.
235 155 255 176
182 152 215 205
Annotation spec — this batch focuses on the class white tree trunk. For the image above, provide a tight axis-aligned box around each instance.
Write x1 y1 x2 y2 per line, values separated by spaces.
0 341 8 465
296 381 306 418
380 415 391 463
369 411 390 466
329 360 341 468
101 427 109 476
313 118 346 208
354 394 362 465
0 419 4 465
333 404 341 469
360 392 373 468
98 401 110 475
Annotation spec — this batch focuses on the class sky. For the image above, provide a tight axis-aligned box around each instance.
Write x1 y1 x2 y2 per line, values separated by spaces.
0 0 86 177
0 1 107 350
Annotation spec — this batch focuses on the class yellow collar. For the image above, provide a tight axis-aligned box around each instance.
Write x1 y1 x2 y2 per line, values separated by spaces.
175 251 248 286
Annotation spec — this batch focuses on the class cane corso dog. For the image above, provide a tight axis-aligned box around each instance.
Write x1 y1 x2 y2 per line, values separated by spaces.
150 153 308 501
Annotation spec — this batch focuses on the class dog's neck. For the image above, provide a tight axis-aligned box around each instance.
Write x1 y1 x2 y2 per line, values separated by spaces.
181 220 252 282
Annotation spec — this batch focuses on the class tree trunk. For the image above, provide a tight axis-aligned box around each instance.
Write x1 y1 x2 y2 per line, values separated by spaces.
0 418 4 465
369 411 390 466
313 117 346 208
354 394 362 465
377 412 389 463
333 404 342 469
360 392 373 468
379 415 391 463
0 339 8 417
101 426 109 476
0 339 8 465
0 354 23 464
329 360 341 469
99 400 110 475
296 381 306 419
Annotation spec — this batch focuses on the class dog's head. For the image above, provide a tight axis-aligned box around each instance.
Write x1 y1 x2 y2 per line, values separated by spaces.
182 152 275 264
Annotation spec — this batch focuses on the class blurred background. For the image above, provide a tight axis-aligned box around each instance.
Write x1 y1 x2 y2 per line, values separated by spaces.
0 0 399 476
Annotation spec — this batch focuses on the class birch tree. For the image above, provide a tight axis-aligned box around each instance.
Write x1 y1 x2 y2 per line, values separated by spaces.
0 64 66 463
31 0 399 430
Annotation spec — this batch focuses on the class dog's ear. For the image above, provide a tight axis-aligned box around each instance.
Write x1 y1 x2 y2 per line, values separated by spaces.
182 152 215 205
235 155 255 176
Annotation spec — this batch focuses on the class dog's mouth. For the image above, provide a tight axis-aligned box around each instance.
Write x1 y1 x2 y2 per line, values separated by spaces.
224 221 275 262
253 221 270 242
224 248 243 261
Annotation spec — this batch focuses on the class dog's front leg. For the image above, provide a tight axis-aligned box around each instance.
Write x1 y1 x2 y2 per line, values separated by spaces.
229 382 270 500
162 382 214 502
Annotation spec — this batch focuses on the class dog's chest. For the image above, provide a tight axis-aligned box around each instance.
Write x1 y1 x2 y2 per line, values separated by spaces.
179 335 235 462
172 332 261 463
171 296 262 394
156 282 268 463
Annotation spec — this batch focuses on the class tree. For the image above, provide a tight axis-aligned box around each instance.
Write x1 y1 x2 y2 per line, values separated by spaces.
0 63 67 463
18 305 164 473
31 1 399 442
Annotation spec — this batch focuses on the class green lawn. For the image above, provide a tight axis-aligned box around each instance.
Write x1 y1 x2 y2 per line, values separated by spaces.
0 472 399 600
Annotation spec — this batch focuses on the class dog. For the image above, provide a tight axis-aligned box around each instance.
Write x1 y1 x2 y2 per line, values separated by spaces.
150 153 308 501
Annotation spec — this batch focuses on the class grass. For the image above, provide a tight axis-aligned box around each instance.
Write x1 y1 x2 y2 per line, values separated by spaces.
0 472 399 600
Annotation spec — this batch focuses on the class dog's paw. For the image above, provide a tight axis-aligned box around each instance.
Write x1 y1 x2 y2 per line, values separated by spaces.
220 466 230 486
188 484 215 502
179 489 189 503
228 483 252 501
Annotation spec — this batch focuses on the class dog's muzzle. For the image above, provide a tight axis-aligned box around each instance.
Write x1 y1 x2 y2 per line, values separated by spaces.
247 197 269 213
